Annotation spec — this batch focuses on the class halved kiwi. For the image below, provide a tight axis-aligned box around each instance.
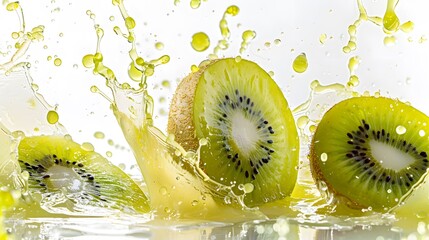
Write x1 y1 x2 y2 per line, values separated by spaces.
18 135 150 214
310 96 429 211
168 58 299 207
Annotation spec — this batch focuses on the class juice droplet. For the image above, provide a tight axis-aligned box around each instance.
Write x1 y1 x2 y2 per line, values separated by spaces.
319 33 327 44
47 110 59 124
396 125 406 135
199 138 208 146
128 62 143 81
94 131 105 139
191 32 210 52
297 116 310 129
243 183 254 194
383 35 396 46
212 5 240 56
6 2 20 11
400 21 414 33
347 56 360 87
274 39 281 45
419 130 426 137
11 32 20 39
191 64 199 72
343 0 408 53
90 85 99 93
125 17 136 30
159 186 168 196
348 75 359 87
383 0 400 34
106 151 113 157
348 56 360 73
226 5 240 16
239 30 256 54
53 58 62 66
321 153 328 162
161 80 170 88
82 54 95 68
81 142 94 152
31 83 39 91
155 42 164 50
292 53 308 73
190 0 201 9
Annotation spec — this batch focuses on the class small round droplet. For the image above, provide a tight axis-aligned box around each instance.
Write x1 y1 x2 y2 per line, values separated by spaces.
94 131 105 139
292 53 308 73
47 110 59 124
118 163 126 170
161 80 170 88
54 58 63 67
396 125 407 135
81 142 94 151
191 32 210 52
155 42 164 50
243 183 254 193
419 130 426 137
199 138 208 146
321 153 328 162
159 187 168 196
319 33 327 44
297 116 310 129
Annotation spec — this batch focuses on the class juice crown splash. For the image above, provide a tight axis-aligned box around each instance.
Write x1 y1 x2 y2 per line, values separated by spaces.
82 0 266 220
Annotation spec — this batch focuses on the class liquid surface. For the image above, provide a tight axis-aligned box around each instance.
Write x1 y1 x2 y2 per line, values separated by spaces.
0 0 429 239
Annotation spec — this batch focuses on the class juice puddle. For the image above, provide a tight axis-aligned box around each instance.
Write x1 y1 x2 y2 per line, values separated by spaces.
1 0 429 239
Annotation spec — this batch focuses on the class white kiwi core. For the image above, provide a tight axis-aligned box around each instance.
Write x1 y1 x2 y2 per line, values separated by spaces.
46 165 83 192
370 140 415 171
231 111 258 158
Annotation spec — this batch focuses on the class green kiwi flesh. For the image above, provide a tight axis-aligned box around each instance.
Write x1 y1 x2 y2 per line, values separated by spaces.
310 96 429 211
18 135 150 214
168 58 299 207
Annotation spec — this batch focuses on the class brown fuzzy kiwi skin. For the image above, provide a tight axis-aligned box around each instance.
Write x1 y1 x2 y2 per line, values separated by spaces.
167 60 216 151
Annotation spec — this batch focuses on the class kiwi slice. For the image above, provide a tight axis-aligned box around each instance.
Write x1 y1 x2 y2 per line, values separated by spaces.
17 135 150 214
168 58 299 207
310 96 429 211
